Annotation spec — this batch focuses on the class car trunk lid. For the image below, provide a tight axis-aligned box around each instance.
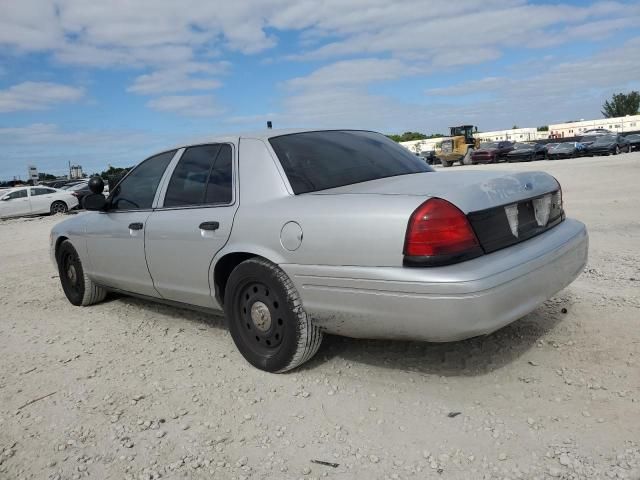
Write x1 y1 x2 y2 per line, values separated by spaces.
312 170 559 213
313 170 563 256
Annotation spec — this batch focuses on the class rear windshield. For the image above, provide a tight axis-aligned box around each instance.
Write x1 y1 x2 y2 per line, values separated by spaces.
269 130 432 194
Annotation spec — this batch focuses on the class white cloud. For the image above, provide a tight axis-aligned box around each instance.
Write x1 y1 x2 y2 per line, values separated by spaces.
146 95 224 117
0 82 84 112
0 0 63 51
286 58 422 90
423 36 640 128
427 37 640 101
2 0 636 72
247 35 640 133
1 0 639 135
128 67 225 95
126 62 229 95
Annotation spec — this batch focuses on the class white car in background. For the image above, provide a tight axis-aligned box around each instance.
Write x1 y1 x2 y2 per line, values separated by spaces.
0 186 78 219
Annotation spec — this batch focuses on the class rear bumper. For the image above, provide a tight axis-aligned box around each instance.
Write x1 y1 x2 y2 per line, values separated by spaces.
281 218 588 341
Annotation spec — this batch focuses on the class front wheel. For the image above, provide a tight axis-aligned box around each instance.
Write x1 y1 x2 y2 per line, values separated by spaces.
614 146 620 155
224 258 323 372
57 240 107 306
50 201 68 215
440 159 453 167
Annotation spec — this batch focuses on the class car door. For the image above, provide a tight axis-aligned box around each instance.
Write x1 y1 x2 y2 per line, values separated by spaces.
83 150 177 297
0 189 31 217
145 143 238 308
29 187 55 214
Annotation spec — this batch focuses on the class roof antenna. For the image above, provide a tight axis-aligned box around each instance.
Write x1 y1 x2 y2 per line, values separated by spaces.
267 121 272 129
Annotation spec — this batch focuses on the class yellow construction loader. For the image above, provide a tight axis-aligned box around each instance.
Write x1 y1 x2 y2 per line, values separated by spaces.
436 125 480 167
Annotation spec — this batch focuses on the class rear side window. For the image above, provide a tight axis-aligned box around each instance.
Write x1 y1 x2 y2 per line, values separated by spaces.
269 130 432 194
110 150 175 210
32 188 55 196
163 144 233 207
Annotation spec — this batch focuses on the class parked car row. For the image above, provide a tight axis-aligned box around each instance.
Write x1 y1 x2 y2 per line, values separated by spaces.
437 133 637 166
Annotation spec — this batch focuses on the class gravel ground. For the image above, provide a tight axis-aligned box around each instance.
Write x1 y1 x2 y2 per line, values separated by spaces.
1 153 639 480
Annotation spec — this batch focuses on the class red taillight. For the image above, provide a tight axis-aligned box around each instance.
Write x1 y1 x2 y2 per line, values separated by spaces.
404 198 481 262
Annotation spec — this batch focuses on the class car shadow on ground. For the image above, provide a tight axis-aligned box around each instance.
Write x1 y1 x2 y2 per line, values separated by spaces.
107 293 570 378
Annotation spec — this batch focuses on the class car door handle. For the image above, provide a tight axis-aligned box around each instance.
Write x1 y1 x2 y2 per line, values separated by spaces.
199 221 220 231
128 222 144 230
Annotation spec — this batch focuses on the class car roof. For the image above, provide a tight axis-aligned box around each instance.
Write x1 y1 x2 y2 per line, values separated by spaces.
165 128 375 151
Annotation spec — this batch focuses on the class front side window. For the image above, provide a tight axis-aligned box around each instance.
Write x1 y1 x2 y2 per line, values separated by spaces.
109 150 176 210
269 130 432 194
163 144 233 207
5 189 28 200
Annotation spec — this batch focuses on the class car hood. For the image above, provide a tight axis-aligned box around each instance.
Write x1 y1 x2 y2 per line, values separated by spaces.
508 148 534 154
311 171 559 213
591 141 614 147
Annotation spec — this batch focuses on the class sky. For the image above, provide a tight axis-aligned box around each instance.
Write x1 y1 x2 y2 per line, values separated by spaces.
1 0 639 179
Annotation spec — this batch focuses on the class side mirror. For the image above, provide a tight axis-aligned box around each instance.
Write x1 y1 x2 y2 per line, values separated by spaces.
83 193 107 211
88 176 105 194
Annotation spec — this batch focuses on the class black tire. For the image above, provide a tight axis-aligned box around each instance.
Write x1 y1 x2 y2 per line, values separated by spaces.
614 145 620 155
57 240 107 306
441 159 453 168
50 201 68 215
224 258 323 373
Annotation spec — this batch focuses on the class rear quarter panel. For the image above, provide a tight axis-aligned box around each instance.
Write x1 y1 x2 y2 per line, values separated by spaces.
215 137 425 269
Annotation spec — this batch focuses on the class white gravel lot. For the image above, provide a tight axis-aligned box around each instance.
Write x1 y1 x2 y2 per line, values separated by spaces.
1 153 639 480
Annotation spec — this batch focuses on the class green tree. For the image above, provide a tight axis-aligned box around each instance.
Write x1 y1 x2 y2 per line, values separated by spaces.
537 125 549 132
387 131 427 142
38 172 57 180
601 91 640 118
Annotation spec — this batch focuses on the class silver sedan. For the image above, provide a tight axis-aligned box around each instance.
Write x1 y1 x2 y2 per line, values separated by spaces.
50 129 588 372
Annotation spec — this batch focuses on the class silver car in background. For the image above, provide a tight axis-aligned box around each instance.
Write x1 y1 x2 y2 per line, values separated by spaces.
50 129 588 372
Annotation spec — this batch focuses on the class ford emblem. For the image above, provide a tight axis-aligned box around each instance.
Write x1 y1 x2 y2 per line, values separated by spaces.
523 182 533 191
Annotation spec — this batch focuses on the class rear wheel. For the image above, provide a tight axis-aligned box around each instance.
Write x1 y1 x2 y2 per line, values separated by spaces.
224 258 323 372
50 201 68 215
615 145 620 155
57 240 107 306
440 159 453 168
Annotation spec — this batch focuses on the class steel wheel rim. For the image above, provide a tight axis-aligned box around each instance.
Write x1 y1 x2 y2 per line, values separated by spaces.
237 281 285 355
52 203 65 214
62 252 81 295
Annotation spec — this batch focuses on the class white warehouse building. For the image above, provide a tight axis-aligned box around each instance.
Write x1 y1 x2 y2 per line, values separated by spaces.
474 127 549 142
548 114 640 138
